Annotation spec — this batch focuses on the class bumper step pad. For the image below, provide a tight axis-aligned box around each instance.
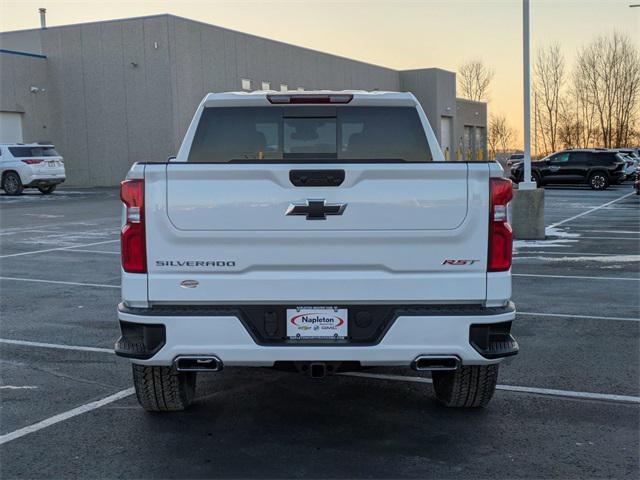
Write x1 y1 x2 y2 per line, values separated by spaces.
469 321 519 359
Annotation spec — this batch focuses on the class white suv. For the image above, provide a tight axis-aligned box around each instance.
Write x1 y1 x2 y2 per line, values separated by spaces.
0 143 66 195
115 91 518 411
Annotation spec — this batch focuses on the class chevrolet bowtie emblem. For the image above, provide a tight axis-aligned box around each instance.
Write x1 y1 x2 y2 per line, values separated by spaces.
285 199 347 220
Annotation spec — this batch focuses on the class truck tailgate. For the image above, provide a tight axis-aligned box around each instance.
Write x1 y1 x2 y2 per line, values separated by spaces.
144 162 490 304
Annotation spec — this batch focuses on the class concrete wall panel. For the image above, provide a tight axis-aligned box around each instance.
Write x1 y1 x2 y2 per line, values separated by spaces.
172 18 204 143
39 29 65 164
59 27 90 185
121 20 151 169
0 30 43 55
200 24 227 94
97 22 129 184
0 53 50 144
142 17 174 162
0 54 18 111
80 23 109 185
223 30 239 90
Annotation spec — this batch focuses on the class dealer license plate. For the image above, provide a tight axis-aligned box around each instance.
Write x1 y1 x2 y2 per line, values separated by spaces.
286 307 348 339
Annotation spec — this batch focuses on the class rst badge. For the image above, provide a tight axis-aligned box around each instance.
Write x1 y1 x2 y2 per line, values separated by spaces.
286 307 348 339
442 259 480 266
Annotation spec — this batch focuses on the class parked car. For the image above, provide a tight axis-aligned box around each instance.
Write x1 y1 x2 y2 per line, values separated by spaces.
506 153 524 168
510 149 626 190
0 143 65 195
115 91 518 412
614 149 639 180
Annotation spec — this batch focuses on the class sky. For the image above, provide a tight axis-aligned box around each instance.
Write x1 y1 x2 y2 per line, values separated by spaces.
1 0 638 145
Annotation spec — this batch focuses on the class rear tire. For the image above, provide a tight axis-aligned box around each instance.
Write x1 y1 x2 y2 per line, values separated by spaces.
432 364 499 408
589 172 609 190
38 185 57 194
132 364 196 412
2 172 23 196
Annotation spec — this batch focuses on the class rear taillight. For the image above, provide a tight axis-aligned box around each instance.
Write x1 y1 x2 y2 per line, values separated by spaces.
120 179 146 273
488 178 513 272
21 159 43 165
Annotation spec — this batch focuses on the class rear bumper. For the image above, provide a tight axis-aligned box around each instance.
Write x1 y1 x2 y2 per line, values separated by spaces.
115 302 517 366
612 171 626 183
24 177 65 188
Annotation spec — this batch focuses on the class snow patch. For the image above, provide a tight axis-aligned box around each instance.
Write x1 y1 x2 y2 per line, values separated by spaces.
513 254 640 263
513 226 581 251
0 385 38 390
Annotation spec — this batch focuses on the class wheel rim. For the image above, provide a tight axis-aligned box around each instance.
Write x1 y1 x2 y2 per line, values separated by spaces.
5 176 18 193
592 175 605 189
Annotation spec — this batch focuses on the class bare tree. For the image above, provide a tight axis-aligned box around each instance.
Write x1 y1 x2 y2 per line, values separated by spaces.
574 32 640 148
488 114 515 158
533 44 565 154
458 60 494 102
557 81 597 149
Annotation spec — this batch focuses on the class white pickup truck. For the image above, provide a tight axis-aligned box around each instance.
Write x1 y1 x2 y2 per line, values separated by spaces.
115 91 518 412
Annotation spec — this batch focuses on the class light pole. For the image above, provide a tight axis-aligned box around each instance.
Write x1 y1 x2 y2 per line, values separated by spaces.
520 0 536 190
511 0 545 240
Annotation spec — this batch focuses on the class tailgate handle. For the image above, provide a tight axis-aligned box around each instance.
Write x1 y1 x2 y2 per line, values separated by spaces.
289 169 345 187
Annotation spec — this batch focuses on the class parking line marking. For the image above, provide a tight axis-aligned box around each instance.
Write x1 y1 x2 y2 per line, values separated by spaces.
3 337 639 417
518 311 639 322
0 229 53 237
567 230 640 234
61 249 120 255
0 385 38 390
559 236 640 241
0 239 119 258
513 273 639 281
549 192 635 228
0 338 114 353
340 373 640 404
514 251 620 256
553 224 640 229
0 388 135 446
0 276 119 289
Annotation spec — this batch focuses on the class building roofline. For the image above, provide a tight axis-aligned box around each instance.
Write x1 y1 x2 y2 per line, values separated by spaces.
0 13 399 73
456 97 486 106
0 13 171 34
400 67 455 75
170 14 399 72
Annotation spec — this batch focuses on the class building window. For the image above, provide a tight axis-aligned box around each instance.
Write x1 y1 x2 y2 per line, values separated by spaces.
280 84 288 92
261 81 271 91
241 79 251 91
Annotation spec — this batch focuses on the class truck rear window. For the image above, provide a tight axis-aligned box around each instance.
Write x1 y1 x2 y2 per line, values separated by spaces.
9 146 59 157
187 106 432 163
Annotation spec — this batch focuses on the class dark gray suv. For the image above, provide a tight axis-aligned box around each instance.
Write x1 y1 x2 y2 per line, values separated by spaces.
510 149 626 190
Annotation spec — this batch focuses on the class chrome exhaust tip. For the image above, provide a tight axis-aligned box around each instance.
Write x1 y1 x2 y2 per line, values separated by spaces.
174 356 223 372
411 355 460 371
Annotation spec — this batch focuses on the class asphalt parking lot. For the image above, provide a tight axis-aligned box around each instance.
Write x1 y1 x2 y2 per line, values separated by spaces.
1 184 638 479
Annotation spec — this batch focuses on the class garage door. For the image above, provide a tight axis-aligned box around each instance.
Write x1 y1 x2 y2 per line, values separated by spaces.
0 112 24 143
